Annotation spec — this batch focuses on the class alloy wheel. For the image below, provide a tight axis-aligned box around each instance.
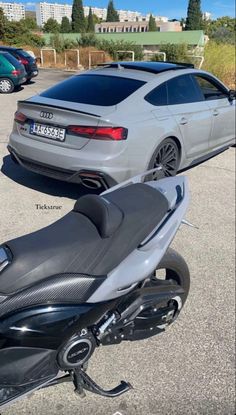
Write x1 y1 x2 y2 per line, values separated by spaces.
152 141 179 180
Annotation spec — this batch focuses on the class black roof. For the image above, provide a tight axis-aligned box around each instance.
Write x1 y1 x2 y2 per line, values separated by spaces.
99 61 194 74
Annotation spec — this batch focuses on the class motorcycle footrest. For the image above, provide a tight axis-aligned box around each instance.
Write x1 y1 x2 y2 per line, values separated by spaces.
74 369 132 398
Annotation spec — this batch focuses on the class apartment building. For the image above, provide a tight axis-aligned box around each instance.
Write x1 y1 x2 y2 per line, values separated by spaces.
83 6 107 20
35 3 169 27
0 1 25 21
36 2 72 26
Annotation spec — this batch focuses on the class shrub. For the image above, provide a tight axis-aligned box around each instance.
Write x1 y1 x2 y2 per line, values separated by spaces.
98 39 143 61
3 21 44 47
78 33 98 47
77 34 143 60
50 33 77 52
151 43 191 63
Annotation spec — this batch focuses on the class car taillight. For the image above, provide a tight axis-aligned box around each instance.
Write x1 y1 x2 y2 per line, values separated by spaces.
11 70 21 76
19 58 28 65
14 111 27 124
67 126 128 141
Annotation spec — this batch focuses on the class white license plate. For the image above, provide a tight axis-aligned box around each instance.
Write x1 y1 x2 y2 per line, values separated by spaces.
33 71 38 75
30 123 66 141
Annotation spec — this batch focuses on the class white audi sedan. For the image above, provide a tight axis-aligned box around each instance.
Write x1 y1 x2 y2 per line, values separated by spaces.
9 61 235 189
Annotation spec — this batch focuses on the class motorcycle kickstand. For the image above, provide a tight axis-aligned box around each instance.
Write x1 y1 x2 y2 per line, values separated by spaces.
73 368 133 398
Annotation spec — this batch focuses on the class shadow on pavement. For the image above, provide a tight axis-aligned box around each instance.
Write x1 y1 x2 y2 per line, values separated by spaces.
13 86 24 94
24 80 36 86
1 155 99 200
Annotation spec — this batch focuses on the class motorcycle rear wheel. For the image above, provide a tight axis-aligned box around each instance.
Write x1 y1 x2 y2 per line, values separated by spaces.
151 247 190 306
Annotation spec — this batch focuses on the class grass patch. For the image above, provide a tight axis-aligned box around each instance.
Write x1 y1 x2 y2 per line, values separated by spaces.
203 41 235 88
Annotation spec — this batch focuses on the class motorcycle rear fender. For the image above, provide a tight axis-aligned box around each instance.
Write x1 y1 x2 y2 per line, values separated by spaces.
88 176 189 302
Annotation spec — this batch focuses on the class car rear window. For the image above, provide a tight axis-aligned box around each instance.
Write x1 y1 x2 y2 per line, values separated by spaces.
16 49 31 59
2 52 20 67
40 74 146 106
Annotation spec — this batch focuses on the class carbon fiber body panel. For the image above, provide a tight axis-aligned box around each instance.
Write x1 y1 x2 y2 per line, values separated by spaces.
0 273 105 318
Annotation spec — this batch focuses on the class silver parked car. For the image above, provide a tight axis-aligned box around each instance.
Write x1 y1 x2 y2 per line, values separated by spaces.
8 61 235 189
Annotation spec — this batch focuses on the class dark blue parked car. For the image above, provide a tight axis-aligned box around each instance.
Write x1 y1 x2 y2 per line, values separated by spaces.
0 46 38 83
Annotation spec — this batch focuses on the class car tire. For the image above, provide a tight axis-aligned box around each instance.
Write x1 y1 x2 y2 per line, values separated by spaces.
24 78 32 84
146 138 180 181
0 78 14 94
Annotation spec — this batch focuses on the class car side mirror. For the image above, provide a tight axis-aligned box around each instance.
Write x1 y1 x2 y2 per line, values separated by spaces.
228 89 236 101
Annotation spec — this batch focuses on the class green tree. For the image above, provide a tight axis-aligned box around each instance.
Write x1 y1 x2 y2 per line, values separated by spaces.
185 0 203 30
43 18 60 33
72 0 86 33
202 16 235 44
3 20 44 46
148 14 157 31
106 0 119 22
0 7 7 39
4 20 28 40
60 16 71 33
20 17 37 30
87 7 95 32
92 14 102 24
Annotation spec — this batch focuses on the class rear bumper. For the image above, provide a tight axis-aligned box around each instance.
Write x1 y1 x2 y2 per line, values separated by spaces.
12 76 26 86
27 70 38 79
25 65 38 79
8 130 132 185
19 76 26 85
8 145 117 188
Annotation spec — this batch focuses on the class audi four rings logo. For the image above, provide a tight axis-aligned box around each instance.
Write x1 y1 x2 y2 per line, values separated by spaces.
40 111 53 119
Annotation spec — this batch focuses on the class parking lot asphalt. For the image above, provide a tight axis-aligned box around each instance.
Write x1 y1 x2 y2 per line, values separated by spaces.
0 69 235 415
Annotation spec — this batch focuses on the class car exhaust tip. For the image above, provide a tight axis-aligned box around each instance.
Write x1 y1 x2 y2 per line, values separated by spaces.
80 178 103 190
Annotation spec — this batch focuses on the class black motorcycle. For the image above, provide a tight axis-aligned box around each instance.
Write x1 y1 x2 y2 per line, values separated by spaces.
0 173 190 408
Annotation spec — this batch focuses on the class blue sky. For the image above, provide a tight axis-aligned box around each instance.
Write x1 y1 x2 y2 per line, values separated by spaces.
24 0 236 18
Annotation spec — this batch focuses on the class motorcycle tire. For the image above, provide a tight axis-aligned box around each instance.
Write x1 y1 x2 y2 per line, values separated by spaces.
152 247 190 306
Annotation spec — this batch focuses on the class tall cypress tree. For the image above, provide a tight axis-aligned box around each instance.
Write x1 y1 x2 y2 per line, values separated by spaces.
87 7 95 32
0 7 7 39
106 0 119 22
148 14 157 31
72 0 86 33
185 0 203 30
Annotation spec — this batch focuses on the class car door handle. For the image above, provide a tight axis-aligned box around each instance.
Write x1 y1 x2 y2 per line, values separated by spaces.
213 109 219 116
179 117 188 125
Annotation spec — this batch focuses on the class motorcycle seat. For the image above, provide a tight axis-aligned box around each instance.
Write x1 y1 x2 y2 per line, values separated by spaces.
0 184 169 295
